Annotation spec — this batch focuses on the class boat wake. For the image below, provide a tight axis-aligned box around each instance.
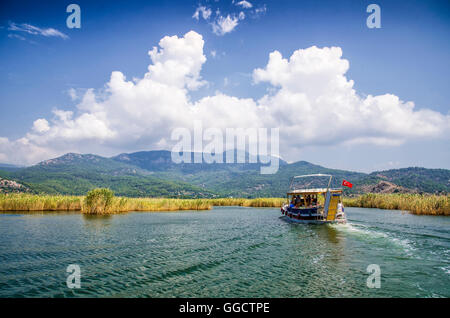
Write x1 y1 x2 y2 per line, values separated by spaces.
330 222 416 256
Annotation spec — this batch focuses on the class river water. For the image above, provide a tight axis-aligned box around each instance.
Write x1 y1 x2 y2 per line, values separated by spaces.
0 207 449 297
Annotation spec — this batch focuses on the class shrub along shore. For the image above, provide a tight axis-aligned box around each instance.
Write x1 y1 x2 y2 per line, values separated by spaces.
0 190 448 216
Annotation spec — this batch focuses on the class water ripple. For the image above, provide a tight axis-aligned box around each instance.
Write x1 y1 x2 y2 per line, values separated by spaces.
0 207 449 297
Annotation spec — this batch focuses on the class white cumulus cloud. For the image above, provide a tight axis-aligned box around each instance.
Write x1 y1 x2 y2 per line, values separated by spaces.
0 31 448 165
253 46 449 147
32 119 50 133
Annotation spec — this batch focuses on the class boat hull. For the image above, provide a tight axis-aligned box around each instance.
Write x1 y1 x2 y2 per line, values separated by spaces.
280 206 346 224
279 215 346 225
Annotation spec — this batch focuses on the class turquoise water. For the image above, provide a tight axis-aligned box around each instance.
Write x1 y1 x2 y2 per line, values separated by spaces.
0 207 449 297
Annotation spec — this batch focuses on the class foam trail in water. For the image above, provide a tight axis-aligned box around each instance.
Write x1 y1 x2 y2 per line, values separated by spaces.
330 222 415 255
440 265 450 276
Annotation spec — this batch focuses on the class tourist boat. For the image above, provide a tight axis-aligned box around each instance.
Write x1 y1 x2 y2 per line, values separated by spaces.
280 174 346 224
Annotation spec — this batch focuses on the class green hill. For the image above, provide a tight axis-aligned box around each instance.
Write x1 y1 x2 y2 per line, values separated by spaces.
0 151 448 197
368 167 450 194
0 153 215 198
110 150 450 196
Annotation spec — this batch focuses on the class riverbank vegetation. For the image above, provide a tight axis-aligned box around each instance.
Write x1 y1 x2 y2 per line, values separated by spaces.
0 192 284 214
0 191 213 214
206 198 285 208
343 193 449 216
0 191 448 215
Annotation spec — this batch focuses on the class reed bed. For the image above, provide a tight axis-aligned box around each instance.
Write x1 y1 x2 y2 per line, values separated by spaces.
206 197 286 208
1 193 448 216
0 193 283 213
0 193 83 211
0 193 212 213
113 197 213 212
343 193 449 216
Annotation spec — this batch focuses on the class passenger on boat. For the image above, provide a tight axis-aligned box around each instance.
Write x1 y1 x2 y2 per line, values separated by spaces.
294 195 301 207
312 195 318 206
289 197 295 208
336 202 345 218
305 195 311 207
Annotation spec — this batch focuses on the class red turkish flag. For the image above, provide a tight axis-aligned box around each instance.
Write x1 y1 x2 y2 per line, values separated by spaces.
342 179 353 188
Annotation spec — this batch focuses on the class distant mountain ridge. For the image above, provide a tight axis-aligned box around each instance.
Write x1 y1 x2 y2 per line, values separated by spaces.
0 163 23 172
0 150 448 197
112 150 287 173
0 152 215 197
37 152 150 176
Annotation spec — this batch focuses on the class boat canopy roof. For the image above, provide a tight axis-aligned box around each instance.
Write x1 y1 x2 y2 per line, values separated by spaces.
291 174 332 178
287 188 342 195
288 174 342 194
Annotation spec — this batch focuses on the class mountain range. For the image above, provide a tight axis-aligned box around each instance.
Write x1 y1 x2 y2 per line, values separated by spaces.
0 150 449 197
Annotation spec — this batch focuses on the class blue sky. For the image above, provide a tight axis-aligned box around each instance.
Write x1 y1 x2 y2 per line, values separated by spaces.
0 0 449 171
